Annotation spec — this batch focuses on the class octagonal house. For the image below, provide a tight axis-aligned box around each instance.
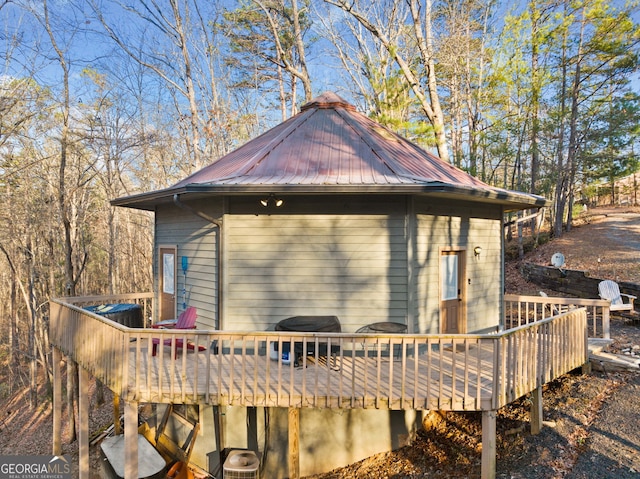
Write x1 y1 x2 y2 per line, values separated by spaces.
116 92 546 333
109 92 549 476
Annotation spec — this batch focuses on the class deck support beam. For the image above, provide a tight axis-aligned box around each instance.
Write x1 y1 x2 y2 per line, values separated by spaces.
288 407 300 479
124 400 139 479
530 387 543 435
78 366 90 479
481 410 496 479
52 347 62 456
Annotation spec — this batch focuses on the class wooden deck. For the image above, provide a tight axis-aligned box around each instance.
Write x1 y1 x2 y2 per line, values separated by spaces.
48 293 606 412
49 293 610 479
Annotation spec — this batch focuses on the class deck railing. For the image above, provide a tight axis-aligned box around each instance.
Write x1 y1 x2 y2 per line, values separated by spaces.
493 310 587 407
50 297 588 412
504 293 610 339
50 301 130 396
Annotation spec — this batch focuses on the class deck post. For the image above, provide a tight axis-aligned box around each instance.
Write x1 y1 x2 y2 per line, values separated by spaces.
530 387 543 435
481 410 496 479
288 407 300 479
52 347 62 456
114 395 122 435
124 400 139 479
78 366 90 479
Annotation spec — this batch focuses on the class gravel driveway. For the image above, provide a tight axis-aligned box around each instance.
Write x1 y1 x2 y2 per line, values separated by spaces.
564 372 640 478
527 209 640 284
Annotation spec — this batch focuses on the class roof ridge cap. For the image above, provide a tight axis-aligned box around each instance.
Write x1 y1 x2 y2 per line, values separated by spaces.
301 92 356 112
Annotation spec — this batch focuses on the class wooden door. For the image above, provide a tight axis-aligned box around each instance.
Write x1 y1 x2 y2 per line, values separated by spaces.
159 246 177 321
440 250 466 334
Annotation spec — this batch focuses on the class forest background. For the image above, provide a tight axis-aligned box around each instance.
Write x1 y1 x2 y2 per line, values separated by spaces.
0 0 639 416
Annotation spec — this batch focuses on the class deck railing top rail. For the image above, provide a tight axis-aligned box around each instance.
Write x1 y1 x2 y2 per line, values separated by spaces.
58 292 154 304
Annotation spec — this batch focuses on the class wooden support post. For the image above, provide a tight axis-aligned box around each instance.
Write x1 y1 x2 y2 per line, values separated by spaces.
52 348 62 456
67 360 77 443
481 410 496 479
530 387 543 435
288 407 300 479
78 366 90 479
114 395 122 435
124 400 139 479
603 307 610 340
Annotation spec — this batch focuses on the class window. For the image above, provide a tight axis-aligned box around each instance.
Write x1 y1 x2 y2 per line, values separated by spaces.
441 254 459 301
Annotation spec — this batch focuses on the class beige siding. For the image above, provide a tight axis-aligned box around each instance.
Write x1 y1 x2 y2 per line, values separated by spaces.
224 213 408 332
155 200 222 329
411 199 503 334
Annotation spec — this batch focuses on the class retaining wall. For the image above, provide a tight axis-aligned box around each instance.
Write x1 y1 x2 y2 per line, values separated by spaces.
520 263 639 310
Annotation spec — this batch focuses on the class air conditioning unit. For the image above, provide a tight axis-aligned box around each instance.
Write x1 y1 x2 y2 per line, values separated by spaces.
223 450 260 479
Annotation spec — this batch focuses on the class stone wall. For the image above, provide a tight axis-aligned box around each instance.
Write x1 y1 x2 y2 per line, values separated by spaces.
520 263 640 309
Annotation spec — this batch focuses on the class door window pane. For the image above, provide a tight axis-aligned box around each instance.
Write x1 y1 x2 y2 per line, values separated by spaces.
163 253 175 294
441 254 458 300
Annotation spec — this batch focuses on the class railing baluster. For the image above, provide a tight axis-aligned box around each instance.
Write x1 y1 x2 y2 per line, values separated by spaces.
438 338 444 408
338 337 344 409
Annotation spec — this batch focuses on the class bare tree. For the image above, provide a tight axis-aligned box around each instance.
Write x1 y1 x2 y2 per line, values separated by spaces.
92 0 238 170
326 0 450 163
223 0 314 119
434 0 495 175
316 1 422 137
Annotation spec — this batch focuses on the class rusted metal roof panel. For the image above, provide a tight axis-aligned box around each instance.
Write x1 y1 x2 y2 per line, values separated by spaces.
174 92 486 188
114 92 548 210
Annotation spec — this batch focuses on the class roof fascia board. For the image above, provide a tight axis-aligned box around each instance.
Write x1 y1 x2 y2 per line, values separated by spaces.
112 184 548 211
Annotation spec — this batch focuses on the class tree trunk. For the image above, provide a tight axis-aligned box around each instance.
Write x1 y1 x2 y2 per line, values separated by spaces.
170 0 202 169
26 235 38 406
0 245 20 373
411 0 449 163
291 0 313 102
529 1 542 235
43 0 79 438
553 5 585 237
553 19 568 238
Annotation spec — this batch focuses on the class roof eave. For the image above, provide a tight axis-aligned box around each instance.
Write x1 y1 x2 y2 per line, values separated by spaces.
112 184 548 212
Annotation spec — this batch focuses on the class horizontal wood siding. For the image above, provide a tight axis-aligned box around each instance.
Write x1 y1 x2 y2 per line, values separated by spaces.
412 199 502 334
155 201 222 329
224 207 408 332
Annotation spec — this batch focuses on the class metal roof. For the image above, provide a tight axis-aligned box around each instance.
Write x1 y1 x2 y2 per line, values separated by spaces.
113 92 548 211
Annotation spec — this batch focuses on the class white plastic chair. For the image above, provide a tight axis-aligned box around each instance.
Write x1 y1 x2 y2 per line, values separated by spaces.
598 280 636 313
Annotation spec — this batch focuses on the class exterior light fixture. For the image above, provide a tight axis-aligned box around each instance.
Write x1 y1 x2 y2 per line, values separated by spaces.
474 246 482 257
259 194 284 208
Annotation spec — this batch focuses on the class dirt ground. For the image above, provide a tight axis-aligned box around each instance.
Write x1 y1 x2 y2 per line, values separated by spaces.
1 207 639 479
